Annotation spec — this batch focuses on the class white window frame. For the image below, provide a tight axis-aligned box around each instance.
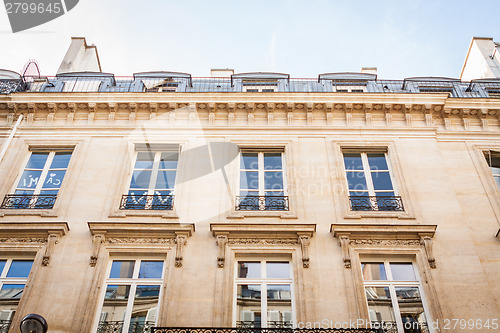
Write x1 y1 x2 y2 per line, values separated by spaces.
233 259 295 328
94 258 166 333
333 85 367 92
12 151 71 196
128 151 178 196
0 259 34 325
239 151 288 197
362 259 433 333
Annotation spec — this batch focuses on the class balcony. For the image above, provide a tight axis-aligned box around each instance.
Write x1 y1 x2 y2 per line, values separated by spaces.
0 194 57 209
152 328 378 333
235 196 289 211
120 194 174 210
98 320 154 333
349 196 404 211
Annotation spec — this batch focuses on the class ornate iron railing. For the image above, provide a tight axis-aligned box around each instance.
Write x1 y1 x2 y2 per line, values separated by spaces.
120 194 174 210
0 79 25 94
349 196 404 211
235 196 289 211
152 328 378 333
369 321 429 333
0 194 57 209
98 320 155 333
0 320 12 333
236 321 293 328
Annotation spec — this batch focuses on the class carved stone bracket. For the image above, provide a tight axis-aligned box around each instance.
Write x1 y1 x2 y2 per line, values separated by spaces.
210 223 316 268
88 222 194 267
331 224 437 269
0 222 69 266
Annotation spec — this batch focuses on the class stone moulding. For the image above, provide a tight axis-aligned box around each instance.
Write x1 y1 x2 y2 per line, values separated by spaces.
87 222 195 267
0 222 69 266
330 224 437 269
210 223 316 268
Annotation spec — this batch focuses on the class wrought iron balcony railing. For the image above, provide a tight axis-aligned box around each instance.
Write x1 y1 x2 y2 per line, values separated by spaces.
369 321 429 333
0 194 57 209
236 196 289 211
349 196 404 211
98 320 154 333
152 328 378 333
120 194 174 210
0 320 12 333
236 321 293 328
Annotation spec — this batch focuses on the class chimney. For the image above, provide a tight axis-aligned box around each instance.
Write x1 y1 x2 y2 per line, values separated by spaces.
211 69 234 78
57 37 102 74
361 67 377 75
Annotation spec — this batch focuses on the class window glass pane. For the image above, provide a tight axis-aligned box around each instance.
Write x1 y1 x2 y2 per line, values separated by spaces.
367 153 388 170
495 176 500 189
267 285 292 328
159 152 178 169
395 287 428 331
266 262 290 279
240 171 259 190
265 191 284 196
6 260 33 278
42 170 66 189
25 152 49 169
390 263 416 281
17 170 42 189
14 189 34 195
264 171 283 190
109 261 135 278
361 263 387 280
371 172 393 191
155 170 176 189
100 285 130 326
238 262 261 278
343 153 363 170
129 170 152 189
264 153 282 170
130 285 161 332
241 153 258 170
0 260 5 274
239 190 259 197
138 261 163 279
135 152 155 169
50 152 72 169
365 287 395 324
0 284 25 299
346 172 367 191
237 285 261 328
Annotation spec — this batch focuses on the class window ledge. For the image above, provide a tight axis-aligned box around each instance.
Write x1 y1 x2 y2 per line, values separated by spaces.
108 209 179 219
0 209 58 218
227 210 298 219
344 210 415 220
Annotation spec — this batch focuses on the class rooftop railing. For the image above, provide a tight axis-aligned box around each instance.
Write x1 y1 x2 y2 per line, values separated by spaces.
2 76 500 97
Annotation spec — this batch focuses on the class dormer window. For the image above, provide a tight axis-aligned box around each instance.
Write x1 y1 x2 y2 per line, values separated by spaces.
318 73 375 93
242 80 278 92
145 80 179 92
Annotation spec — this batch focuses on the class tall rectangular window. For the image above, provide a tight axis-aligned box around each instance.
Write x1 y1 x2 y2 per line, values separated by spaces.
237 150 288 211
235 260 293 328
96 259 165 333
1 151 72 209
485 151 500 189
121 150 178 210
343 150 403 211
362 261 430 333
0 259 34 331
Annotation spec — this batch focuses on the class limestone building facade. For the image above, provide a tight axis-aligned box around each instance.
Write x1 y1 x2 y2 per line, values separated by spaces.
0 37 500 333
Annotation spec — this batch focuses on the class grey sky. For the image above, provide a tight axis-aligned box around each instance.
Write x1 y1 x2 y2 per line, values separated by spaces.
0 0 499 79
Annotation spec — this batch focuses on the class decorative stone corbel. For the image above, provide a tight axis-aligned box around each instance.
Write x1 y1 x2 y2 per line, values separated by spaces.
42 232 61 266
345 104 352 126
175 233 188 268
298 234 311 268
90 234 104 267
338 235 351 268
228 103 235 125
287 103 294 125
216 234 228 268
420 236 436 268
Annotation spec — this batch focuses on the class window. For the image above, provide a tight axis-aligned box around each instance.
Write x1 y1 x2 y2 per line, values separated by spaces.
0 259 34 331
418 86 454 96
343 151 403 211
237 150 288 211
333 85 366 93
484 151 500 189
243 80 278 92
121 150 178 210
362 261 430 333
486 89 500 98
96 259 165 333
235 260 293 328
1 151 72 209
